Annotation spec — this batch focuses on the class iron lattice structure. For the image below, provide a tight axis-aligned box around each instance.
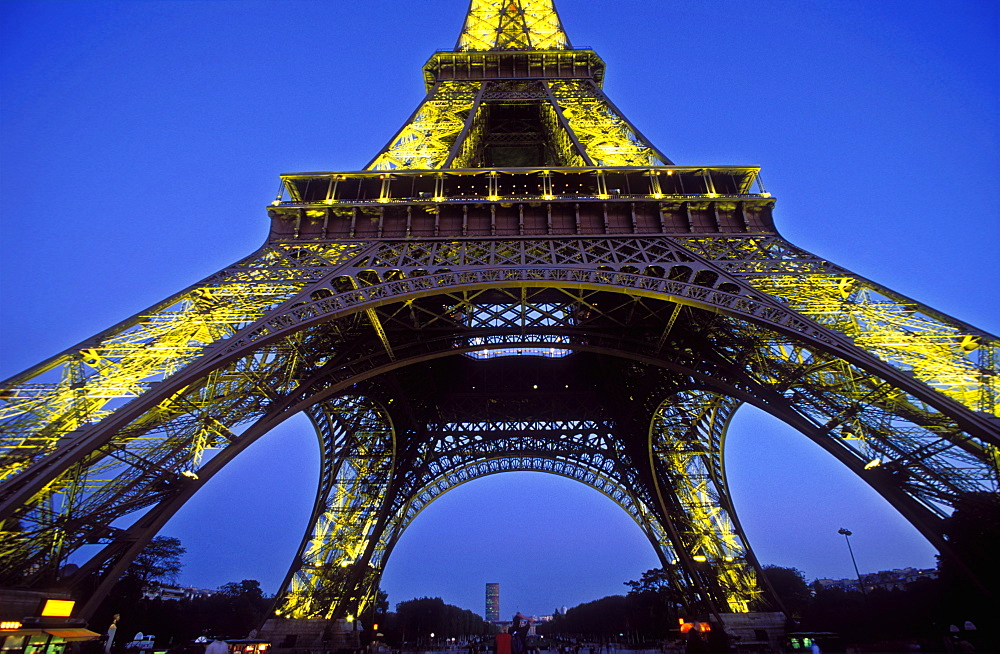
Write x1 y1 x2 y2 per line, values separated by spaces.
2 0 999 625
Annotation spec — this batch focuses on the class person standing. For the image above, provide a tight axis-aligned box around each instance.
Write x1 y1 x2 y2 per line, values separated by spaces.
104 615 119 654
510 613 531 654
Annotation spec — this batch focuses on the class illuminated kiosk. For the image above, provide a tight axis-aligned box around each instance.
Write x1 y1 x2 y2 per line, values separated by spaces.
1 0 997 649
0 597 99 654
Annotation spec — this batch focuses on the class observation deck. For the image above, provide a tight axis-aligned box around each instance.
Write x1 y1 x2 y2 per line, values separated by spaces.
268 165 775 240
422 48 605 88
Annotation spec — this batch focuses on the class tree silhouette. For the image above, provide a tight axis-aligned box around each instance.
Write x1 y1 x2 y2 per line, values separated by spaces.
760 565 810 616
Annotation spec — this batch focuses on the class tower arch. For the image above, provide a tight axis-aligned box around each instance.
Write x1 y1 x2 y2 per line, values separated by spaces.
2 0 997 636
2 267 996 620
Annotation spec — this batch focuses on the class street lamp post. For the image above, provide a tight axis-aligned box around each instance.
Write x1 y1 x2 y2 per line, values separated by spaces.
838 528 867 595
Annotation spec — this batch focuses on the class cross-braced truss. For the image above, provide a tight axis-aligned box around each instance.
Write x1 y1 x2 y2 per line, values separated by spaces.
458 0 570 52
2 247 996 618
275 396 395 620
368 79 666 170
2 0 999 630
650 392 760 614
273 385 765 619
366 0 667 171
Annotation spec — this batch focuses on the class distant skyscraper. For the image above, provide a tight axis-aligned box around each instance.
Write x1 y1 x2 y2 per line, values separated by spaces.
486 583 500 622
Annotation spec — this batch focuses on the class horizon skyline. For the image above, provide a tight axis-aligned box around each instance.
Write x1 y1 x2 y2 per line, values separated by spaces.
148 557 937 619
2 0 996 622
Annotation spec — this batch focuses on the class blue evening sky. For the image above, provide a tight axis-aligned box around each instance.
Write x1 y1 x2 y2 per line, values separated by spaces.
1 0 997 620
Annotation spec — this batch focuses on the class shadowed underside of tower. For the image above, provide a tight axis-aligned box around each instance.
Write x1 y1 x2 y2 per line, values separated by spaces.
1 0 998 630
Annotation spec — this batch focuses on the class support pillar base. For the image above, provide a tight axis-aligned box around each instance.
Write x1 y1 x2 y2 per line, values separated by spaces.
717 612 787 652
258 618 360 654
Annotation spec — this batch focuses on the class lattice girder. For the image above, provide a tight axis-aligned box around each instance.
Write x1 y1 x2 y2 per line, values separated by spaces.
649 391 766 613
271 310 981 620
2 237 998 616
547 80 663 166
0 241 368 478
206 242 996 436
274 396 395 620
2 245 994 459
678 235 998 416
367 0 669 172
457 0 570 52
387 423 651 536
4 0 998 628
273 403 724 620
367 82 482 171
367 80 666 170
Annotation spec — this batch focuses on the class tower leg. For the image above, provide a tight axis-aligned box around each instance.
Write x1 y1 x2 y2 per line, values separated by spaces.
647 390 770 616
272 395 395 622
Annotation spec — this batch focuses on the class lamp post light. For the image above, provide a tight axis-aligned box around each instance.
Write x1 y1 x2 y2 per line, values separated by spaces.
838 528 867 595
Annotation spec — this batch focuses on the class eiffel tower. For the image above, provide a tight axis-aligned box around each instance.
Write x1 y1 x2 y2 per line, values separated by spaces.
1 0 998 632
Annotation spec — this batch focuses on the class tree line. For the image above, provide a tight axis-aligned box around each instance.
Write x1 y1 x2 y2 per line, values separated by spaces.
89 537 496 648
374 597 497 645
90 537 271 646
92 491 998 652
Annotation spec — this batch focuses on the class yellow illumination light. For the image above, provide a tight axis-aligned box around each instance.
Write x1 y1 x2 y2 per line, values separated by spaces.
459 0 569 51
692 555 708 562
650 193 664 199
1 621 23 630
41 599 75 617
487 195 500 201
432 196 445 202
864 458 882 469
541 194 555 200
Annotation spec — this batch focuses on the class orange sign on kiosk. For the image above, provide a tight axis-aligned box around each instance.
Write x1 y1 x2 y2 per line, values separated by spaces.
40 600 75 618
